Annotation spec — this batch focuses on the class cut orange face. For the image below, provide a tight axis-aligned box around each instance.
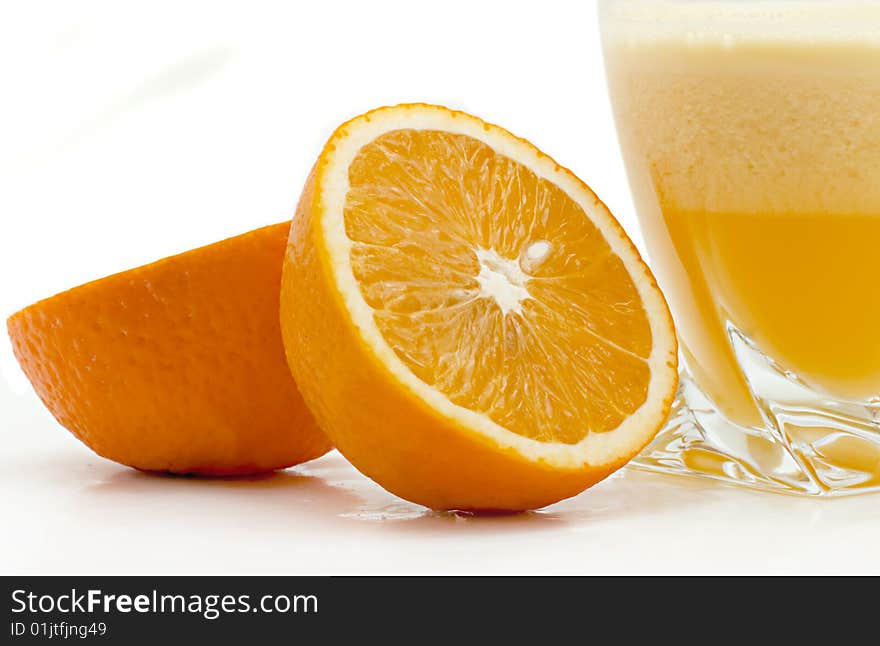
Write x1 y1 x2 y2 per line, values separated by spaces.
281 104 678 511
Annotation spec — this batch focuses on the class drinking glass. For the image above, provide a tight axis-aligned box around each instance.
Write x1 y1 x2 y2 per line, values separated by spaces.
599 0 880 494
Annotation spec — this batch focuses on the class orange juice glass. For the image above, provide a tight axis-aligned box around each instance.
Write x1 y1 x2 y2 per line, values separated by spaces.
600 0 880 494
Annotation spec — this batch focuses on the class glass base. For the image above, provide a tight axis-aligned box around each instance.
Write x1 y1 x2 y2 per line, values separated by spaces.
631 330 880 496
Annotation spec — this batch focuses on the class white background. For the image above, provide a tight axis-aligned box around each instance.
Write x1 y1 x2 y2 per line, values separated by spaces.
2 0 879 575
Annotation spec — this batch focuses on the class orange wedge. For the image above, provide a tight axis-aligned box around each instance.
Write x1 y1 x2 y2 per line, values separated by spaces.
281 104 678 511
8 223 331 475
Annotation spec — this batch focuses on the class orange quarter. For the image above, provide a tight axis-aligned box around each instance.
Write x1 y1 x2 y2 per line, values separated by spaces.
8 222 331 475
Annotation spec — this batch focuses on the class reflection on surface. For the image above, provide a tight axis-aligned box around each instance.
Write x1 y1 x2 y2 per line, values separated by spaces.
75 449 867 534
80 451 721 532
4 426 880 575
7 431 880 540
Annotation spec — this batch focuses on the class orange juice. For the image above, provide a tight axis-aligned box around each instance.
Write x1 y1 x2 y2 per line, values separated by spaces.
602 8 880 427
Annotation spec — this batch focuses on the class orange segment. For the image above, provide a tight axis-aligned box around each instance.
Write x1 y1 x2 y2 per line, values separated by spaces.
281 104 678 511
8 223 331 475
346 129 653 444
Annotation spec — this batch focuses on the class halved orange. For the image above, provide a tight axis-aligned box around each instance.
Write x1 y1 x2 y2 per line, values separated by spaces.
281 104 678 511
8 223 331 475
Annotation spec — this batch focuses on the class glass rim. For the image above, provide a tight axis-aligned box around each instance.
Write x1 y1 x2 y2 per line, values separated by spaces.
598 0 880 43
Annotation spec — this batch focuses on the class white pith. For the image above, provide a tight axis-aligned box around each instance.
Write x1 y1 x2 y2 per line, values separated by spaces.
318 105 677 469
474 248 531 316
